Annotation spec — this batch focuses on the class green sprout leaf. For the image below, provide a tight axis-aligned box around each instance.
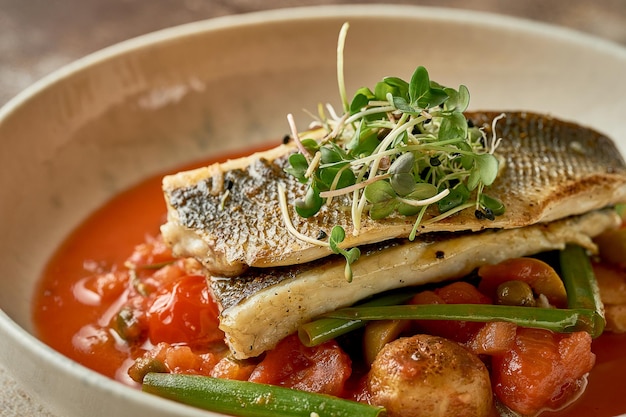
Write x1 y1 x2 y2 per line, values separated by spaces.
480 194 505 216
443 85 470 112
438 183 470 213
374 77 410 103
392 96 416 114
364 181 398 220
467 166 481 191
364 180 396 204
329 226 361 282
347 125 380 156
295 185 324 218
474 153 500 186
389 153 416 196
408 66 450 109
408 183 439 200
458 85 470 111
320 145 344 164
409 66 431 108
350 87 375 115
319 164 356 191
285 153 309 183
438 111 468 141
300 138 319 154
328 225 346 250
424 87 449 108
378 76 409 101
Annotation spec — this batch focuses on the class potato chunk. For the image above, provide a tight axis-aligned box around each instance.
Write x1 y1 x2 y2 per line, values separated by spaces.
366 334 492 417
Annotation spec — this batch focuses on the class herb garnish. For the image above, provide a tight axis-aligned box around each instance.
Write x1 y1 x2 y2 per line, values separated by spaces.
280 22 505 280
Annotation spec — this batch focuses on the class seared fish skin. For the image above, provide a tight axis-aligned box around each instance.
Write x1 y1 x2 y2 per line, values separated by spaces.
161 112 626 276
211 209 619 359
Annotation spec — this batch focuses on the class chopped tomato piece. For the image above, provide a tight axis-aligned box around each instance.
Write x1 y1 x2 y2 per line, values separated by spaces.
164 345 219 376
409 289 445 305
211 356 257 381
492 328 595 416
436 281 492 305
248 334 352 397
146 275 223 346
128 342 221 382
135 259 196 295
466 321 517 356
82 270 129 302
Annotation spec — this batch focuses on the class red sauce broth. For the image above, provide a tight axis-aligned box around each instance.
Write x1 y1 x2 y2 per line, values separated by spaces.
33 144 626 416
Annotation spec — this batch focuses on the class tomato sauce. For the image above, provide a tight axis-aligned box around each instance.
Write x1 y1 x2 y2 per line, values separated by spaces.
33 146 626 416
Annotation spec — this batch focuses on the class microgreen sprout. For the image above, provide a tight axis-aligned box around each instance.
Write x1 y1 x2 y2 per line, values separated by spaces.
282 22 505 279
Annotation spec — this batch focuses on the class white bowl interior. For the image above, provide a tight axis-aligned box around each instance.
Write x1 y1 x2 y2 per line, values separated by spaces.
1 5 625 417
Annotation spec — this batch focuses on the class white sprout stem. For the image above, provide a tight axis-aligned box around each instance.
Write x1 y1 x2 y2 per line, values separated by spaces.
337 22 350 113
324 112 349 142
218 190 230 211
287 113 312 160
351 188 363 236
277 183 330 248
344 105 396 125
345 147 403 167
368 100 392 107
304 151 322 179
489 112 506 154
421 201 476 225
420 110 433 120
408 205 429 241
395 188 450 207
403 137 466 150
475 183 485 209
320 173 391 198
325 103 341 121
351 165 369 236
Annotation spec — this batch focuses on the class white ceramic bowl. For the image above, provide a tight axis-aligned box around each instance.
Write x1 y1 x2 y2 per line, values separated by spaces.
1 5 625 417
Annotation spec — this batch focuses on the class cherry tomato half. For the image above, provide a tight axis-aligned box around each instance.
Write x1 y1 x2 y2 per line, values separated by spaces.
146 275 223 346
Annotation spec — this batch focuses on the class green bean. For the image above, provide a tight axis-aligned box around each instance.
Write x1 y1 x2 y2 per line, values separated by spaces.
322 304 601 336
142 373 385 417
559 244 606 337
298 291 416 347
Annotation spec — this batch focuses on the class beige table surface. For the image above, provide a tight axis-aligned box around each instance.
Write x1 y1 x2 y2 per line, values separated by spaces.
1 0 625 416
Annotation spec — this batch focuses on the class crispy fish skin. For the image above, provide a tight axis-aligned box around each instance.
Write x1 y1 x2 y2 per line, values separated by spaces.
211 209 619 359
161 112 626 276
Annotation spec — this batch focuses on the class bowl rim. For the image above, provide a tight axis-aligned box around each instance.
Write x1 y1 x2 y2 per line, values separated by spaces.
1 4 625 416
1 3 625 120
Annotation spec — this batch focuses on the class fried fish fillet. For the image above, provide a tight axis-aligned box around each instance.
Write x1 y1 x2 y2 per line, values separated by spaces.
161 112 626 276
211 209 619 359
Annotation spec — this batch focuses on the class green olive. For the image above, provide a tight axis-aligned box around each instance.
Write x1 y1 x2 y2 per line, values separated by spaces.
114 306 145 343
496 280 536 307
